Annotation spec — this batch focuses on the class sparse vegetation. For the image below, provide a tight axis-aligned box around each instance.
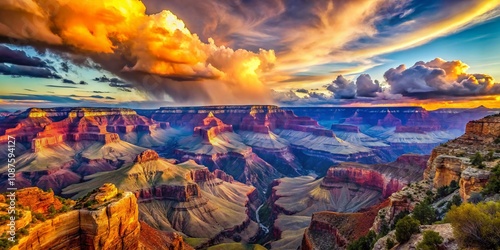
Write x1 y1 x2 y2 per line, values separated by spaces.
391 210 409 230
347 230 377 250
447 194 462 209
436 180 459 199
494 137 500 144
481 163 500 196
413 201 437 225
395 215 420 243
416 230 443 250
32 212 46 223
446 201 500 249
0 238 16 250
386 238 396 250
470 152 486 169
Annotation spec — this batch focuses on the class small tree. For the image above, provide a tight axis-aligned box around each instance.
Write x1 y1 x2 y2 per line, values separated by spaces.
449 180 459 190
413 201 437 225
470 152 485 168
450 194 462 207
482 163 500 195
386 238 396 250
395 215 420 243
416 231 443 250
48 204 56 216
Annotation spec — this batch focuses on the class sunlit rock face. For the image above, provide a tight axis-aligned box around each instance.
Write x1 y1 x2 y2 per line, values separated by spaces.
6 184 140 250
425 114 500 200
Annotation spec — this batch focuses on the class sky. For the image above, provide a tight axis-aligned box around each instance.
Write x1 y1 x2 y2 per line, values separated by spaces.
0 0 499 111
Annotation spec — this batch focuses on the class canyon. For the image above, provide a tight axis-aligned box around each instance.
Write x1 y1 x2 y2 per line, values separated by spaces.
0 105 498 249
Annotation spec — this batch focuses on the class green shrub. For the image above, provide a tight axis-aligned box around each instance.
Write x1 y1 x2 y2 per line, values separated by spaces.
391 210 409 230
416 231 443 250
386 238 396 250
395 216 420 243
58 205 70 213
413 201 437 225
470 152 485 169
482 163 500 195
347 230 377 250
446 201 500 249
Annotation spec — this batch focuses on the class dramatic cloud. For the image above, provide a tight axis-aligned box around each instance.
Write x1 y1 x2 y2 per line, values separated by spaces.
143 0 500 90
0 0 276 104
326 75 357 99
356 74 381 97
295 88 309 93
384 58 500 98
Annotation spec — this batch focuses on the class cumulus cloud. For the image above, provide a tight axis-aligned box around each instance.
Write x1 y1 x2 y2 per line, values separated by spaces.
0 0 276 104
295 88 309 93
271 90 300 104
326 75 356 99
384 58 500 97
356 74 381 97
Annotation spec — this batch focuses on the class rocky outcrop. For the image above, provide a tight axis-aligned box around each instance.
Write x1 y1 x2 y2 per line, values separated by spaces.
465 114 500 137
425 114 500 200
373 223 458 250
377 111 402 127
0 107 167 152
322 166 405 198
430 155 468 188
134 149 160 163
330 124 360 133
301 201 390 250
138 222 194 250
8 184 140 250
16 187 63 213
459 167 490 200
3 184 191 250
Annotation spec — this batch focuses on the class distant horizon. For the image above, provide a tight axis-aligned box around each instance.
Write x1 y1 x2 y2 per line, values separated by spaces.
3 104 499 113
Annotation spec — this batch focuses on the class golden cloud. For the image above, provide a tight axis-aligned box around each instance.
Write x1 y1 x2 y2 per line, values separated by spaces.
0 0 276 104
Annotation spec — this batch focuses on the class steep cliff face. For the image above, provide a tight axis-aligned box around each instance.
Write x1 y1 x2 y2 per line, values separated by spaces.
5 184 138 250
2 185 192 250
425 114 500 200
300 201 389 250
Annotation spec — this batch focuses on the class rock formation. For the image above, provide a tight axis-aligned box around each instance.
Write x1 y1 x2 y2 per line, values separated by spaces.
269 155 428 250
425 114 500 200
63 151 259 241
0 185 193 250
